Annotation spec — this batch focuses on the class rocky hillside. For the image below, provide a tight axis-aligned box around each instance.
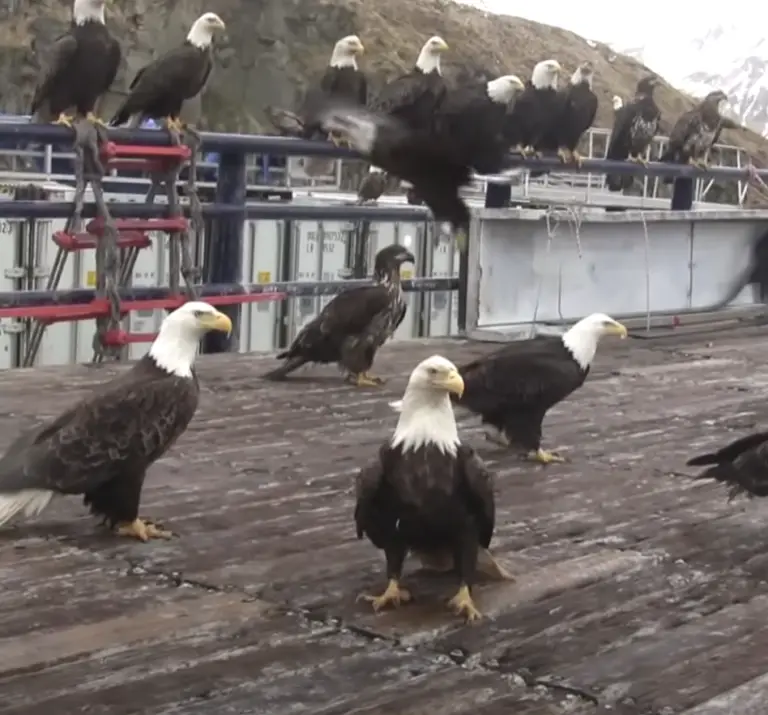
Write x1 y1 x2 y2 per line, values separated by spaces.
2 0 768 165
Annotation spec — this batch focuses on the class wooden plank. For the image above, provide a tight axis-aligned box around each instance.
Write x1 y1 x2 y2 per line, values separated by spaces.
679 672 768 715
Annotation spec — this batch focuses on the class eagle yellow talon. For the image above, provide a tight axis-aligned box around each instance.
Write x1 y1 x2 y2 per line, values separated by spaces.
557 148 572 163
52 113 75 128
164 116 183 134
527 448 566 464
352 372 384 387
521 145 535 157
86 112 109 128
448 584 483 623
357 578 411 612
571 150 584 167
115 518 174 541
628 155 648 167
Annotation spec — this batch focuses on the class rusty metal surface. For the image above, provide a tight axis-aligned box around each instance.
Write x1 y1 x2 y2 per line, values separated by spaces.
4 326 768 713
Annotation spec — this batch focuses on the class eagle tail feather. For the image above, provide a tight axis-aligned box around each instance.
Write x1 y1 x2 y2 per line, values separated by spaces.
0 489 54 527
262 356 307 381
686 452 721 467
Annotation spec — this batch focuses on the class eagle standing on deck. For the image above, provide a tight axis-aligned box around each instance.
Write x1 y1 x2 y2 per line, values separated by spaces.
262 244 414 387
659 90 729 171
452 313 627 464
355 355 502 622
605 75 661 192
109 12 226 140
267 35 367 148
30 0 121 129
0 302 232 541
359 35 449 199
552 61 598 167
503 59 563 157
686 432 768 501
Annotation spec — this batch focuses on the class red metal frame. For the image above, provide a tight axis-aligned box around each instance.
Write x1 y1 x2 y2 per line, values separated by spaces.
53 230 152 251
0 293 287 322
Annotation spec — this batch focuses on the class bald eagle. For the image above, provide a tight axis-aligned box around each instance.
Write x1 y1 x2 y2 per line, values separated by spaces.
552 62 598 166
0 302 232 541
355 355 503 622
453 313 627 464
503 59 563 157
660 89 729 171
30 0 121 128
605 75 661 192
267 35 366 151
262 244 414 387
320 76 523 251
686 432 768 501
363 35 449 191
110 12 226 139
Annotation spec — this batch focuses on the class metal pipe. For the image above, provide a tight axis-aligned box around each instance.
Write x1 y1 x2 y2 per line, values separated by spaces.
2 122 765 181
0 200 432 222
203 149 246 354
0 277 458 309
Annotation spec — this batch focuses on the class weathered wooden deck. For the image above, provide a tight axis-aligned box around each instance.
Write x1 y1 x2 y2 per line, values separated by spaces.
5 325 768 714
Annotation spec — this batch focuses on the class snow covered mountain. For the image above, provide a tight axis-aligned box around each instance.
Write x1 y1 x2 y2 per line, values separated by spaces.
619 25 768 137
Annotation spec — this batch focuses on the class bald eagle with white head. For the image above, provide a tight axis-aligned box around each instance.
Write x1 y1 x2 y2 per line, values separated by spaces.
267 34 367 150
363 35 449 184
552 61 598 166
356 355 508 623
390 314 626 464
110 12 226 140
30 0 121 128
503 58 563 157
0 302 232 541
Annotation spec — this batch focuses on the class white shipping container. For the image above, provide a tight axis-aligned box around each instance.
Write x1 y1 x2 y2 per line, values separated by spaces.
126 232 168 361
239 219 284 354
426 228 461 337
287 220 350 344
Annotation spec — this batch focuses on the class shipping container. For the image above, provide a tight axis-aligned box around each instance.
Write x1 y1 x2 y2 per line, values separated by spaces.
425 226 461 337
239 219 284 353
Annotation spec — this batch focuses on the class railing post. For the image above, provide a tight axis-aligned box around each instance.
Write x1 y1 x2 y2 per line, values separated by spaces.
671 177 694 211
202 150 246 354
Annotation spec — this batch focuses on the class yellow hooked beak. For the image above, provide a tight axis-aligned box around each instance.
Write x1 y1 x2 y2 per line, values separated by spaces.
200 310 232 336
607 322 628 339
355 40 365 55
436 368 464 398
437 38 449 52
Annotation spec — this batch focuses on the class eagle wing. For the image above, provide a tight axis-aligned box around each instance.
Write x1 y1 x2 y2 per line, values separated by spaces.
605 102 635 159
114 45 210 121
459 339 584 415
354 444 387 544
315 284 395 337
687 432 768 499
0 373 198 495
30 30 78 114
458 444 495 548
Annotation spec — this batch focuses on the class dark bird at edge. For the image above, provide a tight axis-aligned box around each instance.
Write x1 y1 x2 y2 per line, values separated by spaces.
686 431 768 501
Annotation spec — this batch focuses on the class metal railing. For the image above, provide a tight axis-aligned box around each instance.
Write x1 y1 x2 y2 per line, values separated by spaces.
0 121 764 368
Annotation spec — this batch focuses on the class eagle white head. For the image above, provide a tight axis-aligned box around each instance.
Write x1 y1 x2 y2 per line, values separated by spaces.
330 35 365 69
570 61 594 88
561 312 627 370
486 75 525 104
391 355 463 456
149 301 233 378
73 0 106 25
612 95 624 111
416 35 449 75
187 12 226 49
531 59 562 90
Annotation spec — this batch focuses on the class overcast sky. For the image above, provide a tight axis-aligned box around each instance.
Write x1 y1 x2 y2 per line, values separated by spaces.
458 1 722 48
